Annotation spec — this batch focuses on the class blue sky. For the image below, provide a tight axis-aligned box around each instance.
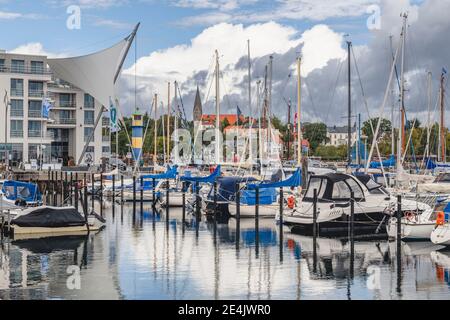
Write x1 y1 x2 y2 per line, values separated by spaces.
0 0 379 68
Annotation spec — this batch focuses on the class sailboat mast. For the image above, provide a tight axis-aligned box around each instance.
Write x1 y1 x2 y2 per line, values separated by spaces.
248 40 253 169
174 81 178 163
257 80 262 174
296 57 302 167
440 71 446 162
167 82 171 164
154 93 158 167
425 72 432 162
389 35 395 156
347 41 352 167
400 13 407 160
215 50 220 164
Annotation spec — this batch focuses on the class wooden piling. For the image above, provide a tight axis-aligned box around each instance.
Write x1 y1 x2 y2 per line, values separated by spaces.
75 173 79 211
91 173 95 212
213 181 218 243
140 176 144 214
236 182 240 249
166 179 170 229
133 176 136 214
279 187 284 262
255 187 260 256
182 182 186 234
112 175 115 217
350 191 355 279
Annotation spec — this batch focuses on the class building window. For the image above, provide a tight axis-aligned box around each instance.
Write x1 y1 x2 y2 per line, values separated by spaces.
84 94 94 109
11 59 25 73
84 127 94 142
28 100 42 118
29 81 44 97
10 99 23 117
11 79 23 97
28 144 39 160
86 146 95 153
10 144 23 163
60 93 75 108
30 61 44 74
102 146 110 153
0 59 5 72
28 121 42 138
84 111 95 125
10 120 23 138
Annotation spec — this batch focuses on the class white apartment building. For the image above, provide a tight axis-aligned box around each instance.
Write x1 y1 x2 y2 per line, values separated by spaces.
0 51 110 166
326 125 358 147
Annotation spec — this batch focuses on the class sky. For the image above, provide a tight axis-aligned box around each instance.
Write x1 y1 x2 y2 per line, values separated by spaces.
3 0 448 128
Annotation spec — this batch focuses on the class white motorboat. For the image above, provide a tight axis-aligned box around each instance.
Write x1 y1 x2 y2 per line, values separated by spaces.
387 208 437 241
431 223 450 246
6 206 106 239
284 173 430 237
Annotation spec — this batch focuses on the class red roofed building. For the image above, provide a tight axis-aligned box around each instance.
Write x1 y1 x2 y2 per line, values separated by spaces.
201 114 246 127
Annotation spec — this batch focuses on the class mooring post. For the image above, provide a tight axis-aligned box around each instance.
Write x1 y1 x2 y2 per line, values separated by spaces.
121 175 124 219
133 176 136 214
47 169 50 205
51 170 55 206
140 176 144 214
91 173 95 212
60 171 64 205
64 172 68 204
236 182 241 250
397 194 402 293
84 174 88 215
100 172 103 217
182 182 186 234
213 181 218 243
350 191 355 279
70 173 73 206
166 179 170 229
152 178 156 208
279 187 284 262
75 173 79 211
313 188 318 273
195 181 200 218
255 186 260 257
112 175 115 217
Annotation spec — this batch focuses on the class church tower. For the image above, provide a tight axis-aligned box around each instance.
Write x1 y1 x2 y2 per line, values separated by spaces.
193 86 203 164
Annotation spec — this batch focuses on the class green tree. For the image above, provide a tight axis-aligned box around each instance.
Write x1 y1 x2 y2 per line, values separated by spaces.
362 118 392 144
303 122 328 152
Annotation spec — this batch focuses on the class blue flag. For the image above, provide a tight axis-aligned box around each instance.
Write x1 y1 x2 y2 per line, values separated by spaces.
41 98 52 118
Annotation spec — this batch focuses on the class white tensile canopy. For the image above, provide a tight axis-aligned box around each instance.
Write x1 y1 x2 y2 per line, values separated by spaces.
47 24 138 108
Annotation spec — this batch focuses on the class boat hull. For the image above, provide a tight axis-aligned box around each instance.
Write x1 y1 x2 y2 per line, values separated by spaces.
431 224 450 246
387 217 436 241
228 203 278 218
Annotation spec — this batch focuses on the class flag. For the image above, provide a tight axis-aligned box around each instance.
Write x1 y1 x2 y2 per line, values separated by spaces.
110 97 119 132
41 97 52 118
236 105 242 126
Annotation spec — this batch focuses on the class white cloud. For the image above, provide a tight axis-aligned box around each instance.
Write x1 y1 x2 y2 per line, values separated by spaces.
120 22 346 115
172 0 257 11
175 0 380 26
10 43 66 58
93 17 133 29
47 0 128 9
0 11 43 20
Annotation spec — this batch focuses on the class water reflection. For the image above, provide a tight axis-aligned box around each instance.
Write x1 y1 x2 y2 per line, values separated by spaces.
0 200 450 300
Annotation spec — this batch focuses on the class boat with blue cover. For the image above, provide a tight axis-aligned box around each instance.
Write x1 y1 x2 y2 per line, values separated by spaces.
1 180 42 206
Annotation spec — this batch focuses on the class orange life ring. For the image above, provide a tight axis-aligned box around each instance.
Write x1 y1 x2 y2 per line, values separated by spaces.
436 211 445 226
287 196 295 209
405 212 416 222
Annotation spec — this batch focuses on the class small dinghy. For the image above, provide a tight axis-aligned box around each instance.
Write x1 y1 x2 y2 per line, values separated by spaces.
8 206 105 239
387 208 437 241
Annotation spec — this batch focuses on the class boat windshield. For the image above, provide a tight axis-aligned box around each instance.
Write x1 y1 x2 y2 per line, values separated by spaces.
305 177 327 200
436 173 450 183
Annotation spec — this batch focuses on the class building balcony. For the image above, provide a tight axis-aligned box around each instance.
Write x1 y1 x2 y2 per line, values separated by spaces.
84 136 95 142
102 135 110 142
10 110 24 117
11 89 24 97
28 110 43 118
28 90 44 98
28 130 42 138
85 119 95 126
0 64 52 75
47 118 77 126
10 130 23 138
56 103 77 109
102 118 110 126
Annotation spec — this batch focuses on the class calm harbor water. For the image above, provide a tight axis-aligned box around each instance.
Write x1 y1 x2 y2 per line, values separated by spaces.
1 200 450 300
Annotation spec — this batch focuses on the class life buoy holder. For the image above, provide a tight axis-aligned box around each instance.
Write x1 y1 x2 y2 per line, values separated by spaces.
287 196 295 209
